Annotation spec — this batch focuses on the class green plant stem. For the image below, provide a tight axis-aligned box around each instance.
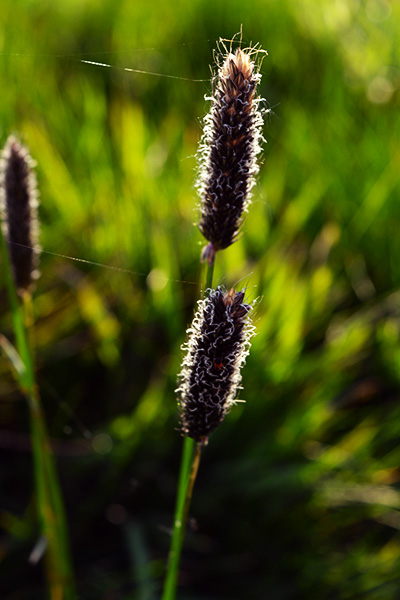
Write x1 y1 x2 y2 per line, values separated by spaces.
0 231 31 389
204 259 214 292
181 440 204 535
162 261 214 600
0 228 75 599
23 294 75 591
162 439 205 600
162 435 195 600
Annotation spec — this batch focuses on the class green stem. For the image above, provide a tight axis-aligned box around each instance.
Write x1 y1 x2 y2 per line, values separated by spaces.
161 439 205 600
0 227 76 599
204 259 214 293
181 440 204 536
0 229 32 390
162 261 214 600
161 435 195 600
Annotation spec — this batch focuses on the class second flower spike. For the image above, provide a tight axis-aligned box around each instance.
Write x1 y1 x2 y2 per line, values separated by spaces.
197 43 267 264
177 287 255 441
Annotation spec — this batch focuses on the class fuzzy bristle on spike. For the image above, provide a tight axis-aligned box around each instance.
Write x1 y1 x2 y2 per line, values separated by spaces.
177 286 255 440
0 136 40 294
197 45 267 259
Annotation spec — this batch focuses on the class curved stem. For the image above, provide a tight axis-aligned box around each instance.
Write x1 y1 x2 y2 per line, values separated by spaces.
0 226 76 599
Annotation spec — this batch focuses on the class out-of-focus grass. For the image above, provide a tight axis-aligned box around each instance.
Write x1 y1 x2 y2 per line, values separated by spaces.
1 0 400 598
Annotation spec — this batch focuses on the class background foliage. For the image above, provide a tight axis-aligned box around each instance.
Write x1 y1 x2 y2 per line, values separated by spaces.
1 0 400 598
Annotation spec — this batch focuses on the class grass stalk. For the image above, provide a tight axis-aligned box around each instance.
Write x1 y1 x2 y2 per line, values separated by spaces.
161 435 195 600
204 259 214 293
0 226 75 599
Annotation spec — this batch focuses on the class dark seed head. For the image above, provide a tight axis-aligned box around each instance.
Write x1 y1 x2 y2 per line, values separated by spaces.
0 136 40 295
197 46 267 257
177 286 255 441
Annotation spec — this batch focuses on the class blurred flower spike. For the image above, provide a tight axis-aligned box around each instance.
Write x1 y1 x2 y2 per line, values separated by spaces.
0 136 40 295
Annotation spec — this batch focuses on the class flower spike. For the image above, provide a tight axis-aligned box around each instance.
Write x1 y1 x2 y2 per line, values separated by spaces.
1 136 40 295
177 286 255 441
197 44 267 262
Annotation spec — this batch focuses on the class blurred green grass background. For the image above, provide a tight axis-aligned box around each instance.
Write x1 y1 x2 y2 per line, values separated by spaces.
1 0 400 598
